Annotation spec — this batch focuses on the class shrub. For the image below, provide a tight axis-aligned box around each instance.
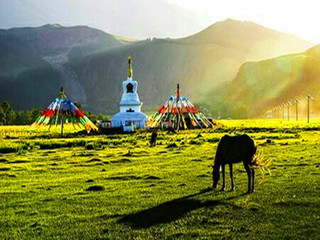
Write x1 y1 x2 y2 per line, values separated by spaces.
207 137 220 143
86 185 105 191
166 143 178 148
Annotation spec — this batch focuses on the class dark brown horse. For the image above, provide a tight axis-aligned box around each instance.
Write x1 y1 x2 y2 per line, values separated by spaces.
212 134 261 193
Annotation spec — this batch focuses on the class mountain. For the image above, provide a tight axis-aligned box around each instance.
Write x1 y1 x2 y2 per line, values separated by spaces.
0 24 130 109
217 44 320 118
180 19 309 59
0 24 126 56
0 20 312 114
70 19 311 113
0 0 202 39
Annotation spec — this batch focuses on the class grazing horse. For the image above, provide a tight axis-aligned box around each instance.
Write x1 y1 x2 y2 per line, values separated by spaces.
212 134 260 193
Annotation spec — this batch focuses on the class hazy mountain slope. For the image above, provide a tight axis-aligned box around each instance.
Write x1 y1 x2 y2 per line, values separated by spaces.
0 20 313 113
218 44 320 118
0 0 202 39
0 60 61 110
179 19 310 60
70 20 311 113
72 39 244 113
0 24 128 109
0 24 126 58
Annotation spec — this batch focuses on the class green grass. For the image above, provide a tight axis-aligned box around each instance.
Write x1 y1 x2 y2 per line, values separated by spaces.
0 120 319 239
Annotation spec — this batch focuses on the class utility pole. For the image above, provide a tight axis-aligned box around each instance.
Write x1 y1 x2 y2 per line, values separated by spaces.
307 95 311 123
307 95 310 123
306 95 316 123
295 99 299 121
287 102 291 121
273 107 276 119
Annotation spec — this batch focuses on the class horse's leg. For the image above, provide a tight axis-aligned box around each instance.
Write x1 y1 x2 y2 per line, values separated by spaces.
229 163 234 191
251 168 255 192
221 164 226 191
244 163 251 193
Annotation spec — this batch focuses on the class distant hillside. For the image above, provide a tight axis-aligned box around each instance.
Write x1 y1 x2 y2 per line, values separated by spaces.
0 0 202 39
217 44 320 118
71 19 311 113
0 24 129 109
179 19 309 59
0 20 312 114
0 24 125 56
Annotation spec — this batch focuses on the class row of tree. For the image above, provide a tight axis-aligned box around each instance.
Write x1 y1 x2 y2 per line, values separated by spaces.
0 101 110 125
0 101 42 125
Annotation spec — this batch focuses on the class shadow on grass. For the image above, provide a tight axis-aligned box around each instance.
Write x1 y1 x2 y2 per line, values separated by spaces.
118 188 245 229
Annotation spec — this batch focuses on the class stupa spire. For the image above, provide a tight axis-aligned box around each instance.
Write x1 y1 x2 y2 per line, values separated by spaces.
128 55 133 78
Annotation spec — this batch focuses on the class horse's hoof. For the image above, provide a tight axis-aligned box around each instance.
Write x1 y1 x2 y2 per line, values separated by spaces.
230 188 235 192
220 188 225 192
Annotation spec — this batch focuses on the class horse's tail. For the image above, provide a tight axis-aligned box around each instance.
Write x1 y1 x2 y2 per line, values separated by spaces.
251 147 270 168
251 147 272 183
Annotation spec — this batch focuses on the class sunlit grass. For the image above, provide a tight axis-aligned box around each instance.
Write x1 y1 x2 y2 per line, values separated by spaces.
219 118 320 128
0 120 319 239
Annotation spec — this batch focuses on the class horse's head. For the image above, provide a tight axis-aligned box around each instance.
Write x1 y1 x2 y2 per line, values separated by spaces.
211 164 220 188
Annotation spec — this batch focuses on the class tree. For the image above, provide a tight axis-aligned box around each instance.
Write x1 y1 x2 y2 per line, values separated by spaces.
0 107 5 125
0 101 15 124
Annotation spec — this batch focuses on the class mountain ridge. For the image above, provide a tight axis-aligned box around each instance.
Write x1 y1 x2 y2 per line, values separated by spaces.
217 44 320 118
0 0 203 39
0 19 314 116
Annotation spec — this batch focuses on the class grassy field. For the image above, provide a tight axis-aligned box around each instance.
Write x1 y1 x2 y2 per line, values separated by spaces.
0 120 319 239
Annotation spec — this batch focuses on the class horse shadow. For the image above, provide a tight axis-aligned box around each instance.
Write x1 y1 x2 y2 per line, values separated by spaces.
118 188 245 229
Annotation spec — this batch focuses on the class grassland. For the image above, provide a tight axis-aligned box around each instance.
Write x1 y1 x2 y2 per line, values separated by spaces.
0 120 319 239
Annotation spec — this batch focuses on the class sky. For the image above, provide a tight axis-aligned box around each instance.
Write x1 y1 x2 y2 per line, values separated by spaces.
166 0 320 43
1 0 320 43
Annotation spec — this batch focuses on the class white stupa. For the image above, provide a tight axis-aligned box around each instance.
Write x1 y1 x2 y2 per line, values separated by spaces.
111 56 148 130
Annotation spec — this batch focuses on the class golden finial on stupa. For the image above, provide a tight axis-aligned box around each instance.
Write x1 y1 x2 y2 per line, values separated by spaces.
128 55 133 78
